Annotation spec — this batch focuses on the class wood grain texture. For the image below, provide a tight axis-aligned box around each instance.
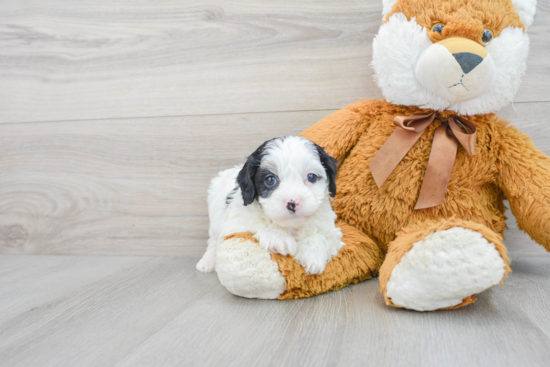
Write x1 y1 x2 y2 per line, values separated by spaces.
2 103 550 257
0 0 549 258
0 256 221 367
0 255 150 325
0 0 548 124
1 2 550 366
0 255 549 367
0 110 329 256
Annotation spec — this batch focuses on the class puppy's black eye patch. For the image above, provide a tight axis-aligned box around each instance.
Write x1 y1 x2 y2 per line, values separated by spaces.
255 168 279 198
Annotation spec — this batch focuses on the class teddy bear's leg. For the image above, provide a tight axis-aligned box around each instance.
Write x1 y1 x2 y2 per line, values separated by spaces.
215 232 287 299
215 222 384 299
379 219 511 311
274 221 384 299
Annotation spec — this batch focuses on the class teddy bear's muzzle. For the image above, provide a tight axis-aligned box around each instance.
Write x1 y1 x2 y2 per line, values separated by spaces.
415 37 496 104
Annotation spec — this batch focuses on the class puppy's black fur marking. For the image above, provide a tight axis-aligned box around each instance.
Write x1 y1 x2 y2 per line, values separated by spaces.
313 143 338 197
236 139 273 206
255 168 279 199
225 186 238 206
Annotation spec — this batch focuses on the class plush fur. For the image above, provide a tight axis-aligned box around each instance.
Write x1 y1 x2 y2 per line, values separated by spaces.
373 1 530 115
197 136 344 275
216 233 287 299
384 225 507 311
512 0 537 27
213 0 546 311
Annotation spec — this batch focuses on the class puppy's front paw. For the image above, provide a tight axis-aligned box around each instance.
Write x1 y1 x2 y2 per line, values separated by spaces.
258 229 297 256
299 255 327 275
294 235 338 275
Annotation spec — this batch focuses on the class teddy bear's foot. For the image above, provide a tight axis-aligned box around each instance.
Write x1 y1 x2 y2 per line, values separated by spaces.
379 219 511 311
215 222 384 300
216 233 286 299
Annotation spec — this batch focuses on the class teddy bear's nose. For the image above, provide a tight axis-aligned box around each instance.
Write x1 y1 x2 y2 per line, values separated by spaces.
436 37 488 75
453 52 483 74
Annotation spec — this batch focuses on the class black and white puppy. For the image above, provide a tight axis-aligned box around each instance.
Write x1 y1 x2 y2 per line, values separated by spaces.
196 136 344 275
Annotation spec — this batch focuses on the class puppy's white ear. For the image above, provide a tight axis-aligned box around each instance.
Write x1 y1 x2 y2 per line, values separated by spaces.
382 0 399 19
512 0 537 28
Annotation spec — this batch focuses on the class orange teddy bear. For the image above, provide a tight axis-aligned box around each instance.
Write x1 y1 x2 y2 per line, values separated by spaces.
213 0 545 311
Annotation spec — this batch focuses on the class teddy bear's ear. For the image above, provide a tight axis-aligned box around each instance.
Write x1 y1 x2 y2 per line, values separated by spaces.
381 0 399 19
512 0 537 28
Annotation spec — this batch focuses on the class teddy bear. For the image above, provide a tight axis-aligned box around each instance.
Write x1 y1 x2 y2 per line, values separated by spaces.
212 0 545 311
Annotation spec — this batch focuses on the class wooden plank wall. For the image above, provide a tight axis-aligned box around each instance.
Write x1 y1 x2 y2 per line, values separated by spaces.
0 0 549 256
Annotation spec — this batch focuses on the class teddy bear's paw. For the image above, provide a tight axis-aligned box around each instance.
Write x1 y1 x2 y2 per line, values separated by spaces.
386 227 506 311
216 236 286 299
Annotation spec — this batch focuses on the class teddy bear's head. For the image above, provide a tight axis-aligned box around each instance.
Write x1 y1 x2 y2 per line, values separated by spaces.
372 0 537 115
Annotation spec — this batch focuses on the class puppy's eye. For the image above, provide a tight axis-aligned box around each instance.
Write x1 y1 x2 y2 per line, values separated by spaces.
306 173 318 183
431 23 445 34
264 176 278 187
482 29 493 44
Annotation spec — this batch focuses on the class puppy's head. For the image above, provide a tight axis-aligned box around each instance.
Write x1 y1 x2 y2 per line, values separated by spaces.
237 136 337 228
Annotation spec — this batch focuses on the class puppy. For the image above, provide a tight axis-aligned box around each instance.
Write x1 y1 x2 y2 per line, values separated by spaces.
196 136 344 275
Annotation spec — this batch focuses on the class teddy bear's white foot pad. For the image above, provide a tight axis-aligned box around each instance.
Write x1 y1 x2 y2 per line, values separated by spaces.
386 227 506 311
216 237 286 299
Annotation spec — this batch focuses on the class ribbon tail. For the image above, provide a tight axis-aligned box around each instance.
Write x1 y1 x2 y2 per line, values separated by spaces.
369 128 424 188
415 125 458 210
448 116 477 155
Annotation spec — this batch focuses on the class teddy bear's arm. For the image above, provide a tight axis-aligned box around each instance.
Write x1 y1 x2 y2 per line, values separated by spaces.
300 99 376 160
497 123 550 251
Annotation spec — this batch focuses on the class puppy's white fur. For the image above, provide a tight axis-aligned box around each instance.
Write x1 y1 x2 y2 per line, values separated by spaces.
196 136 344 275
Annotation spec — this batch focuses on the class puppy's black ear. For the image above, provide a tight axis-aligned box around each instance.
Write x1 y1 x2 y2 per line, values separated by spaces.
237 156 259 205
314 143 338 197
236 141 269 206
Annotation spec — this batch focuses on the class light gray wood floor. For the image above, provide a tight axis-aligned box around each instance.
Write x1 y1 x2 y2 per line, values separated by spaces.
1 254 550 367
1 1 550 366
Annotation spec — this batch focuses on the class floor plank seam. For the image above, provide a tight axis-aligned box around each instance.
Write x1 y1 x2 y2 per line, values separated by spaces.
0 109 341 126
1 101 547 125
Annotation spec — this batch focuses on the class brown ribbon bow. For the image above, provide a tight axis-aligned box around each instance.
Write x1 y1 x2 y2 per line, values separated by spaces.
368 112 476 210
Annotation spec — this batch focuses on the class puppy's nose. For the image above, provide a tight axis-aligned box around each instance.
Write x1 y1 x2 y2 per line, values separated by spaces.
286 200 297 213
453 53 483 74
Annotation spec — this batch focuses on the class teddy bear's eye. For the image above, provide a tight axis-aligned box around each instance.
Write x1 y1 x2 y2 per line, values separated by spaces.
482 29 494 44
431 23 445 34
